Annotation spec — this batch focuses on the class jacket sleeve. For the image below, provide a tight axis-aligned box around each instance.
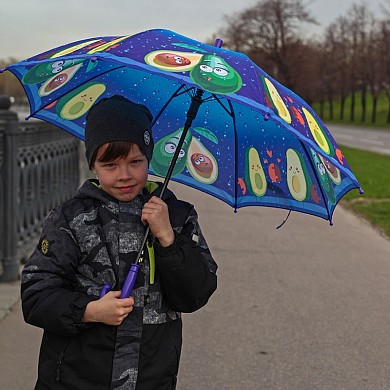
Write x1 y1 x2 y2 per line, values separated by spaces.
21 206 95 337
154 205 217 313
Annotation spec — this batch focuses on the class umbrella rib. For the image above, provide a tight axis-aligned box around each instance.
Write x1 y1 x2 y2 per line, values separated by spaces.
151 84 195 126
210 94 234 117
227 99 238 211
300 141 333 224
198 94 237 209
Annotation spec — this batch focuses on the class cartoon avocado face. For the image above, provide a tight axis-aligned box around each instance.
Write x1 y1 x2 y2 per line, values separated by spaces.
22 59 84 84
302 107 334 156
190 54 242 94
311 150 336 204
286 148 310 201
186 138 218 184
145 50 202 72
245 147 267 197
56 82 106 120
319 155 341 185
38 63 82 96
263 77 292 124
149 128 193 177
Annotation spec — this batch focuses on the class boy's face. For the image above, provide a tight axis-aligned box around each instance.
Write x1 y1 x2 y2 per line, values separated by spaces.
92 143 148 202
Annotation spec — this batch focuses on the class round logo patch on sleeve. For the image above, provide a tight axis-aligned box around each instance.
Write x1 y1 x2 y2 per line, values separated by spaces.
41 239 49 255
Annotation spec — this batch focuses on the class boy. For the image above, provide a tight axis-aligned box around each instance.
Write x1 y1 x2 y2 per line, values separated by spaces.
21 95 218 389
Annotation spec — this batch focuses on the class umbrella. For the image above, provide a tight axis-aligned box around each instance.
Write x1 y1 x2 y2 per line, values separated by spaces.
2 29 362 296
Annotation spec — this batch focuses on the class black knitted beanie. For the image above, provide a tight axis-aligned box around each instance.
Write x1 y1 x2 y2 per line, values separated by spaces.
85 95 154 168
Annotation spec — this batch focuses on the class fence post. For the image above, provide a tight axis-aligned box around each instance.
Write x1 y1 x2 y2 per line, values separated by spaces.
0 97 20 281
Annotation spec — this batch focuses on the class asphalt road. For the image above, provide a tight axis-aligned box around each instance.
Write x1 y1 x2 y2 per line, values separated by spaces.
1 182 390 389
328 124 390 155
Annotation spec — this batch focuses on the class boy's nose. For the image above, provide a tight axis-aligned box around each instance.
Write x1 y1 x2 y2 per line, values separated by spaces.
117 165 132 180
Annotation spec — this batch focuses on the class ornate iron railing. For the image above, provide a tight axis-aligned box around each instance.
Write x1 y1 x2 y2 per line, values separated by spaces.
0 98 81 281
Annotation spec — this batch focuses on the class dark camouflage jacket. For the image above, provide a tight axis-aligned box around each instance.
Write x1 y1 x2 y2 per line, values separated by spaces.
21 179 217 390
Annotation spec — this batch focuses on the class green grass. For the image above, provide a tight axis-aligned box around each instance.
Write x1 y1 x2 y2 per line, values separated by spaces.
312 91 389 128
340 146 390 238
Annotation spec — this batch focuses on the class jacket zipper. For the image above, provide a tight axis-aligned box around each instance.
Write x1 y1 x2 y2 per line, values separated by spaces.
56 352 64 381
56 340 70 382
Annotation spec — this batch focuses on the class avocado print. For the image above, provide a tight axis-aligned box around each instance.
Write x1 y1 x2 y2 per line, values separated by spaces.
190 54 242 94
311 150 336 204
22 59 84 84
286 148 311 201
245 147 267 197
38 63 83 96
145 50 202 72
302 107 334 156
263 77 292 124
149 128 193 177
56 82 106 120
186 138 218 184
319 155 341 185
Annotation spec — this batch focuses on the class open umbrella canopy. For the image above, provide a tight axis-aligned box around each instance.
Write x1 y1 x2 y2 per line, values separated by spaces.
2 28 362 224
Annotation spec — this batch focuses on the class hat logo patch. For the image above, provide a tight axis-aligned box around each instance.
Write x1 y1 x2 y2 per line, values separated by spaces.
144 130 151 146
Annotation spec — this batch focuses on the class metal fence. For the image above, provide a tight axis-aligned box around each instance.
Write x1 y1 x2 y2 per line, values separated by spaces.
0 98 81 281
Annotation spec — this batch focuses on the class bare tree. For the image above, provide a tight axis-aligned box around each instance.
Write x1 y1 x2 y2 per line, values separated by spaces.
323 17 352 121
346 4 378 123
379 1 390 124
219 0 318 90
0 58 26 102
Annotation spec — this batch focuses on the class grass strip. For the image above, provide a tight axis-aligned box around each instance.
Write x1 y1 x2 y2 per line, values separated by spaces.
340 146 390 238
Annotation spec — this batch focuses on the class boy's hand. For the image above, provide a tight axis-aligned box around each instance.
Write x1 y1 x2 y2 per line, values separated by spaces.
141 196 175 247
82 291 134 326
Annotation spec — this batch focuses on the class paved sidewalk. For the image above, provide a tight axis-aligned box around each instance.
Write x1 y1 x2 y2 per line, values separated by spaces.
0 279 21 321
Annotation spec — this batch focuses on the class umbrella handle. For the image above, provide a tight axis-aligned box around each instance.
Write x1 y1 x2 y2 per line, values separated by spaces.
99 284 112 298
120 263 141 298
99 263 141 299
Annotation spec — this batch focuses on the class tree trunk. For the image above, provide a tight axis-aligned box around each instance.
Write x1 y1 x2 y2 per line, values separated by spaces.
318 100 324 118
361 87 367 123
371 95 378 124
329 100 334 121
328 88 334 120
387 95 390 124
350 91 356 122
340 95 346 121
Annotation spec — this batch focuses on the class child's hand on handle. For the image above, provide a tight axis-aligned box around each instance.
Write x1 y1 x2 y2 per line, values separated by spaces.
82 291 134 326
142 196 175 247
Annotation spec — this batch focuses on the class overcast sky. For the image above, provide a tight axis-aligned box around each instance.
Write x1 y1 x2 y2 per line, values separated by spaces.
0 0 386 60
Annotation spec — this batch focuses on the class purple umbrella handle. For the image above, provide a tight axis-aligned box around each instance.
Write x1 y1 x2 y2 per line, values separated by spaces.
99 283 112 298
120 263 141 299
99 263 141 298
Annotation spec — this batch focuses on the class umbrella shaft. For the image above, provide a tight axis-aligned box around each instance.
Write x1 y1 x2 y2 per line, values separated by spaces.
160 89 204 197
136 90 204 270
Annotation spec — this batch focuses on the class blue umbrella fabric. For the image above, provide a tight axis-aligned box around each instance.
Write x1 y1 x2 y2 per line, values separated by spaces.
2 28 362 224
